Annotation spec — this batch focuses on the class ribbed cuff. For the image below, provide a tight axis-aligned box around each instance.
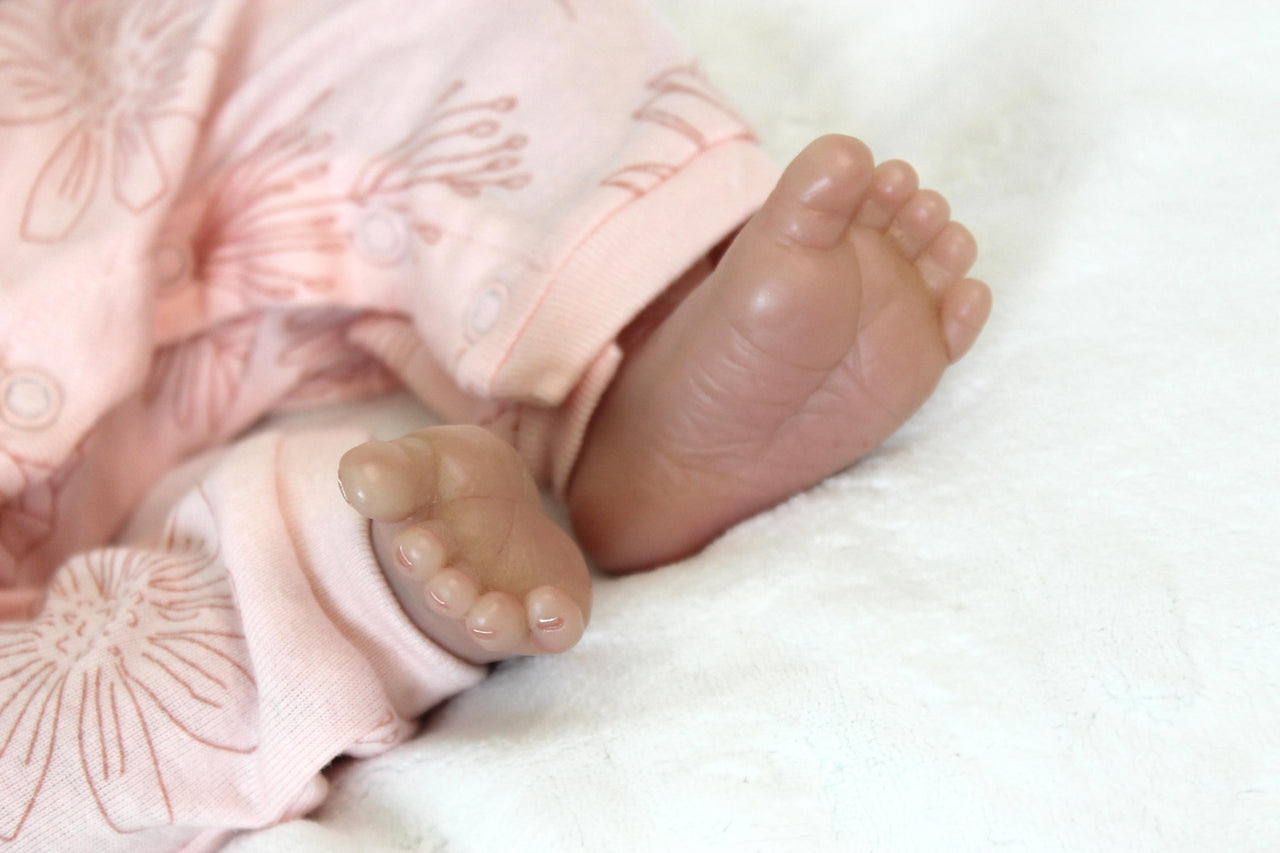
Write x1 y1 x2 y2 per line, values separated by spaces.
276 428 486 716
503 139 779 492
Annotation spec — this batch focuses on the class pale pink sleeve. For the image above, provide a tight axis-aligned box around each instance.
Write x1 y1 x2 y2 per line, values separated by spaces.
0 428 483 853
0 0 779 594
317 0 781 492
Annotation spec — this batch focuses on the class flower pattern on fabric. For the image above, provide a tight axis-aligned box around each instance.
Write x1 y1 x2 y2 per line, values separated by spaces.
345 79 532 259
142 316 260 435
275 309 400 409
0 0 211 242
0 531 255 840
160 80 530 314
351 80 531 205
604 63 756 197
181 92 346 303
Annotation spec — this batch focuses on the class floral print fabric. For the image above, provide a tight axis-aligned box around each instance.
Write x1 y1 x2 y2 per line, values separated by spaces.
0 0 776 848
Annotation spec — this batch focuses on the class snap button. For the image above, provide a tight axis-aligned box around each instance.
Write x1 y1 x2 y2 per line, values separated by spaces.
468 285 506 336
354 207 410 266
1 368 62 430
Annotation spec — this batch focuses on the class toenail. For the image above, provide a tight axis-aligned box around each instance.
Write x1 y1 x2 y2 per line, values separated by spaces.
337 477 349 502
535 616 565 632
469 626 497 640
428 588 451 610
396 544 414 570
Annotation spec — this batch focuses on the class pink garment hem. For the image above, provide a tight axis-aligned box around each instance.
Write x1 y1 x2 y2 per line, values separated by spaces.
504 138 780 492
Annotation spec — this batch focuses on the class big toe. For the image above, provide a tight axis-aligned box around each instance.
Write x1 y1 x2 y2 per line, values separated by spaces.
339 425 537 522
754 134 876 250
338 439 421 522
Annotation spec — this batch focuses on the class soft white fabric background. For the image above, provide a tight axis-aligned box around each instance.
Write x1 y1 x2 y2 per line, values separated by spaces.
228 1 1279 850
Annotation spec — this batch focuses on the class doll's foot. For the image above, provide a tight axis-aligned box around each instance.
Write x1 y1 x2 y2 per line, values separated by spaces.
339 425 591 663
569 134 992 571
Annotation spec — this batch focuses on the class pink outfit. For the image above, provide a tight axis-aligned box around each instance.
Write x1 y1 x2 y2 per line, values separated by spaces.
0 0 775 849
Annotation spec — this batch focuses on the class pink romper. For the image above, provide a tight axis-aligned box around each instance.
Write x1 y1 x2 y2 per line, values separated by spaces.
0 1 777 850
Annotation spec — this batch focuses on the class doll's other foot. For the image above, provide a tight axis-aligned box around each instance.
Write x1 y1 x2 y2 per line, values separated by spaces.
569 134 991 571
339 425 591 663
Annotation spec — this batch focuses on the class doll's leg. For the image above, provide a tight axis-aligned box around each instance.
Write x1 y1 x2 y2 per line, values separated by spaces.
0 429 485 851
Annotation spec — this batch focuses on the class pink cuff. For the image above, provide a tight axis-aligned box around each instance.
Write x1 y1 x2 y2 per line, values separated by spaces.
272 429 487 718
502 139 780 492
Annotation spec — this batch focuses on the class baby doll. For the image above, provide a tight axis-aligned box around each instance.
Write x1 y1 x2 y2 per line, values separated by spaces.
337 131 989 663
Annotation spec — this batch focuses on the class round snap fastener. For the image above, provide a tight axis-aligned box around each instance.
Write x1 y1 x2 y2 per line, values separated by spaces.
1 368 62 430
468 286 506 336
354 207 410 265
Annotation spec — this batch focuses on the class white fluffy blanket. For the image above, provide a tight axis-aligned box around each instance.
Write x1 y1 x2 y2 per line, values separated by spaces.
228 0 1280 849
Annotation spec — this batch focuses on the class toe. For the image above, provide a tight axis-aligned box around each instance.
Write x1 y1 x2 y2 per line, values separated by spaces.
465 591 528 652
338 438 434 522
340 425 539 523
853 159 919 231
525 586 586 653
886 189 950 261
915 222 978 294
392 521 452 578
756 134 876 250
424 567 480 618
941 278 993 362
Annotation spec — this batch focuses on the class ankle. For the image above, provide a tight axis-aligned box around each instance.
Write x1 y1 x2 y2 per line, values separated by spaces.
614 253 715 356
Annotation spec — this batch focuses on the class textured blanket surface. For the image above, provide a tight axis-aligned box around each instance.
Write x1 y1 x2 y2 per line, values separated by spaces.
229 1 1279 850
